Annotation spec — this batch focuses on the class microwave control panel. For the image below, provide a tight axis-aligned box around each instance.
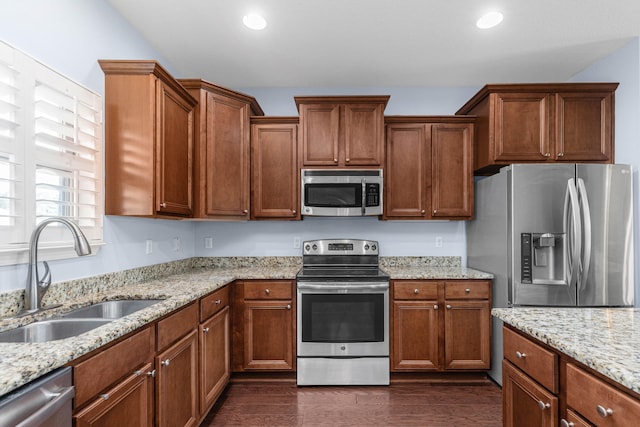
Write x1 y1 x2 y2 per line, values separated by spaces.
365 183 380 207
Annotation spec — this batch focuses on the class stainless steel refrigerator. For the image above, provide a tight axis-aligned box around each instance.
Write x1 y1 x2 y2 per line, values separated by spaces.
467 163 634 383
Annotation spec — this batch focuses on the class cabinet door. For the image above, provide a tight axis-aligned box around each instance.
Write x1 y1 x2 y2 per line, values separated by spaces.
431 123 473 218
204 92 250 218
251 122 299 219
555 91 613 162
503 360 558 427
155 80 194 216
384 123 430 219
300 103 340 165
243 300 294 370
343 103 385 166
75 363 154 427
493 92 552 162
444 301 490 370
199 306 230 416
392 300 440 370
156 330 198 427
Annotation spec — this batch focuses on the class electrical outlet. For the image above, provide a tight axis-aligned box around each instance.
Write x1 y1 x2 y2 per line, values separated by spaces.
204 237 213 249
293 236 301 249
145 239 153 254
435 236 443 248
173 237 181 252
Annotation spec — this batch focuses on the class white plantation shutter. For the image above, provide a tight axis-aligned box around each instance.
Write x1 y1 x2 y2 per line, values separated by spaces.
0 40 103 264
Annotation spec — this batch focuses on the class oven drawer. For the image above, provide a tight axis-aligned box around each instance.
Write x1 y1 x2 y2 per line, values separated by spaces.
393 281 438 300
245 281 293 299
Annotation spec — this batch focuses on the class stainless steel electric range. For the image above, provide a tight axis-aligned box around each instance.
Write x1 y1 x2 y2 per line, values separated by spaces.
296 239 390 386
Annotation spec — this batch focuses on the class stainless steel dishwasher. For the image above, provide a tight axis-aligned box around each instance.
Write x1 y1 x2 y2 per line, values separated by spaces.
0 367 74 427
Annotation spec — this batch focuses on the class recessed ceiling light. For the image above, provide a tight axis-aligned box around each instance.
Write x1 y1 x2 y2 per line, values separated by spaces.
243 13 267 30
476 11 503 29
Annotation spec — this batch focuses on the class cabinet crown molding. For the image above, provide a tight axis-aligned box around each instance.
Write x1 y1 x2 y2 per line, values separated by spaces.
178 78 264 116
294 95 390 111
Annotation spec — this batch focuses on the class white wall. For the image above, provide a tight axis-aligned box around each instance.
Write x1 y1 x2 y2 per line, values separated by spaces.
569 37 640 304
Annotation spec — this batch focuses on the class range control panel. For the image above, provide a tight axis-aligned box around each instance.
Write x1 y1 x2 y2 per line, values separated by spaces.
303 239 379 256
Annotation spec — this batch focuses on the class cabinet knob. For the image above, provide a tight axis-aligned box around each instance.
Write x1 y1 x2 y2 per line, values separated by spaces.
333 158 338 163
101 393 110 401
596 405 614 418
544 152 551 157
465 288 471 293
515 351 527 359
421 210 425 215
160 202 167 208
414 289 419 295
446 304 452 310
243 209 248 214
433 304 438 310
292 210 297 215
558 152 564 157
147 370 156 378
286 304 291 310
265 288 270 295
346 158 350 162
537 400 551 410
203 327 210 333
214 299 222 305
560 420 574 427
161 359 170 367
433 209 437 215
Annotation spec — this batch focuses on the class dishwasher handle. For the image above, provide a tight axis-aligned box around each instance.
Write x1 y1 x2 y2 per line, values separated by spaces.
15 386 75 427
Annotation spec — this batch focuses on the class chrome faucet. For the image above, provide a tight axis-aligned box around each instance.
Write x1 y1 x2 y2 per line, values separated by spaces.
23 217 92 314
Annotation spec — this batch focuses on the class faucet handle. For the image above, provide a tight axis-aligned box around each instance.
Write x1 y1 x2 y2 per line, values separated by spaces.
38 261 52 288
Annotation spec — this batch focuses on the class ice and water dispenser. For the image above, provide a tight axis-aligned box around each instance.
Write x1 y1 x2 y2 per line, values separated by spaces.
521 232 566 285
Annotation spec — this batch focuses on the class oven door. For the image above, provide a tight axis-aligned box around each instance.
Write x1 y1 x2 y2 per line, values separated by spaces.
296 281 389 357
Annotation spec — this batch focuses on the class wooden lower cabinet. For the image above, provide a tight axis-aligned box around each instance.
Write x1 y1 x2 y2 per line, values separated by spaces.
233 280 295 372
199 306 231 415
503 360 558 427
74 362 154 427
156 329 199 427
391 280 491 372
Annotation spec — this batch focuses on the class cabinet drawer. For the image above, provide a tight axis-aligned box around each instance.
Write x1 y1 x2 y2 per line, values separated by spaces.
393 281 439 300
157 302 198 351
200 285 229 322
244 281 292 299
503 326 558 393
73 326 155 408
445 281 490 300
567 363 640 426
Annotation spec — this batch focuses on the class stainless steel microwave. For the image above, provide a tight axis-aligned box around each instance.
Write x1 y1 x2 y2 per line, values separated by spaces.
300 169 383 216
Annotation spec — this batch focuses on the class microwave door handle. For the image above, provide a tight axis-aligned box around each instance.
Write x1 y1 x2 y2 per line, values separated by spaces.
563 178 581 289
361 179 366 216
577 178 592 291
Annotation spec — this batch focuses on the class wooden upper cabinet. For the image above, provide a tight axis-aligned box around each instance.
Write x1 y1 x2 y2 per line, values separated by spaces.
250 117 300 220
456 83 617 175
179 79 264 220
296 96 389 167
384 116 474 220
100 60 197 217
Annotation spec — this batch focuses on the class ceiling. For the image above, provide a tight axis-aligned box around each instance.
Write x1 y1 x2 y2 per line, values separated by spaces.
107 0 640 88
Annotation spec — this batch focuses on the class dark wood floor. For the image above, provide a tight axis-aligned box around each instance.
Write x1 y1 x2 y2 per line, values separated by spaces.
201 381 503 426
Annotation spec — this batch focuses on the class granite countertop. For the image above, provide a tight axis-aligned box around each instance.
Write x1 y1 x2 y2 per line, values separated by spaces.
493 307 640 395
0 257 491 397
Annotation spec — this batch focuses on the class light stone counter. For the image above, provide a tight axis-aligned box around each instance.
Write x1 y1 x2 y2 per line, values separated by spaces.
493 307 640 395
0 256 491 397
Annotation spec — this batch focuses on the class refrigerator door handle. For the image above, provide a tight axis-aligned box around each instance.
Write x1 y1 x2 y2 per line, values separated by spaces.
577 178 592 291
563 178 582 288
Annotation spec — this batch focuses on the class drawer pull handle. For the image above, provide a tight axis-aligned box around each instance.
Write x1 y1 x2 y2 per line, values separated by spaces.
160 202 167 208
433 304 438 310
596 405 613 418
286 304 291 310
214 299 222 305
265 289 270 295
515 351 527 359
101 393 109 401
161 359 170 367
147 370 156 378
465 288 471 293
560 420 574 427
203 327 210 333
537 400 550 410
414 289 419 294
134 370 143 376
446 305 452 310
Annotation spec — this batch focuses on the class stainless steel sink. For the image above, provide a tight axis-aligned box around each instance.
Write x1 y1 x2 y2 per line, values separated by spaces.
0 319 112 343
60 299 164 319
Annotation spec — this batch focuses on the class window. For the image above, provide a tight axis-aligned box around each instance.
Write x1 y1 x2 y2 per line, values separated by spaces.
0 40 103 265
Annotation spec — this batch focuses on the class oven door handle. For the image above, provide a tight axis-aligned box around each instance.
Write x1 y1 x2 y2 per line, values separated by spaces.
297 282 389 291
